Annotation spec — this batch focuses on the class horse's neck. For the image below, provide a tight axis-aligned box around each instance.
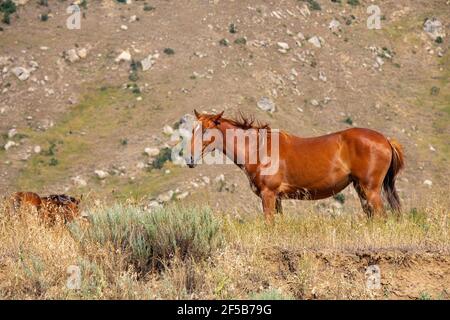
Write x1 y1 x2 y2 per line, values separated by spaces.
217 122 257 171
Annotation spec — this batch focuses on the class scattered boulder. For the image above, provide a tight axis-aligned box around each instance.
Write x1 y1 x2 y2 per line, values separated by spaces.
140 53 159 71
163 125 174 136
72 176 87 187
115 50 132 63
308 36 323 48
423 180 433 187
144 147 160 157
329 19 341 33
176 191 189 200
4 141 17 151
64 49 80 63
201 176 210 184
94 170 109 180
77 48 88 59
7 128 17 138
11 67 30 81
33 145 41 154
257 97 276 113
277 42 290 53
157 190 174 203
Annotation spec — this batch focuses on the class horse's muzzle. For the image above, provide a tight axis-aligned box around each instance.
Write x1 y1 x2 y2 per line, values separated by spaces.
186 156 196 168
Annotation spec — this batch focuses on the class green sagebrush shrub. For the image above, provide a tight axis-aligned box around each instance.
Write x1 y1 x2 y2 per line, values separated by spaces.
70 205 223 273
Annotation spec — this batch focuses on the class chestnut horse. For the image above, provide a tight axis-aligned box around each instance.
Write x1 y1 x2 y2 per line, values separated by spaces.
10 192 81 225
186 111 404 223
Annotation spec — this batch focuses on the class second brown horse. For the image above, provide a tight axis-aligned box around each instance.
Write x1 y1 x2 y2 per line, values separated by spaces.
187 111 404 223
10 192 81 225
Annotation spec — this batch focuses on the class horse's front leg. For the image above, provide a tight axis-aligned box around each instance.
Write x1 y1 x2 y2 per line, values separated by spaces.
261 190 276 224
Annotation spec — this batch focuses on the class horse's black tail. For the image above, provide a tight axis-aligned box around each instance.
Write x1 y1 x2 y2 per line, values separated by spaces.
383 139 405 212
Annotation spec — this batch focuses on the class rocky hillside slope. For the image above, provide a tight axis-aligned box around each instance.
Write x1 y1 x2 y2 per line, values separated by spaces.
0 0 449 213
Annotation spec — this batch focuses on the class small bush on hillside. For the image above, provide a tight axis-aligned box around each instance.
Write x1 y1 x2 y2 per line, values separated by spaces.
343 117 353 125
229 23 237 34
70 205 223 273
0 0 16 24
333 193 345 204
301 0 321 11
143 4 155 11
219 38 230 46
164 48 175 55
234 37 247 45
347 0 360 6
40 13 49 22
152 147 172 169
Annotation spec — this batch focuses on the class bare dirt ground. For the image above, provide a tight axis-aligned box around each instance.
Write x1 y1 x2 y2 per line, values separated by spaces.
0 0 449 299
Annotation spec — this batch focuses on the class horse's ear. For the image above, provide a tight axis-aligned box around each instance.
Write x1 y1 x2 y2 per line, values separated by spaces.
194 109 201 119
211 111 224 124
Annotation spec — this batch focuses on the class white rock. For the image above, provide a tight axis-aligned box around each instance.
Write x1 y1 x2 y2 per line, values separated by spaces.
277 42 290 50
4 141 16 151
33 145 41 154
144 147 160 157
77 48 87 59
94 170 109 180
12 0 29 5
310 99 319 106
308 36 322 48
120 25 128 31
163 125 174 136
202 176 210 184
11 67 30 81
429 145 436 152
176 191 189 200
136 162 146 169
72 176 87 187
115 50 132 63
28 61 39 71
157 190 174 203
329 19 341 32
140 53 158 71
319 71 327 82
423 180 433 187
295 32 306 41
299 4 310 17
65 49 80 63
7 128 17 138
129 15 137 22
257 97 276 113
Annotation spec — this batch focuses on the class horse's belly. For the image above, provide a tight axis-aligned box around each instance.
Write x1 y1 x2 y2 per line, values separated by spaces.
279 176 351 200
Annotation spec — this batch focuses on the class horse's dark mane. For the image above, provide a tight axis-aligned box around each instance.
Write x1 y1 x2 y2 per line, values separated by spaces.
226 112 270 130
43 194 78 204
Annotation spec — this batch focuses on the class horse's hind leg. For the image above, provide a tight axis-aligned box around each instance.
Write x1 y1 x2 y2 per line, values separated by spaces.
353 181 385 218
275 198 283 215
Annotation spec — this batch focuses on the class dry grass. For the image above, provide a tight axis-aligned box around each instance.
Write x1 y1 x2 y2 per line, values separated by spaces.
0 197 448 300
